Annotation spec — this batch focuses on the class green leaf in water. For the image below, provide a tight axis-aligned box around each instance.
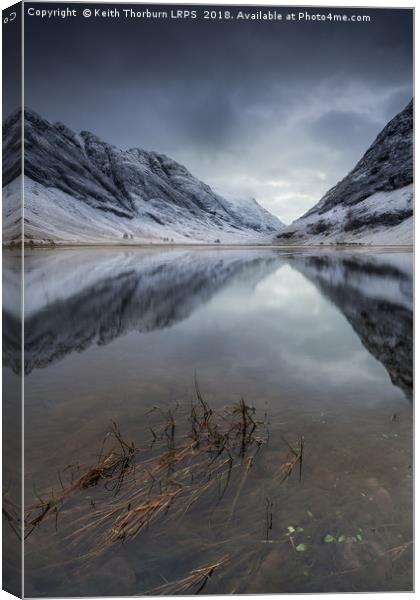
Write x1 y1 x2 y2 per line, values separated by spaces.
307 510 314 518
296 543 308 552
297 527 304 532
287 526 296 533
356 534 363 542
324 534 335 543
338 535 346 543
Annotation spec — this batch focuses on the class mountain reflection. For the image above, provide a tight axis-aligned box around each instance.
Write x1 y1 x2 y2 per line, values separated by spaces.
3 248 413 399
291 253 413 399
8 249 279 374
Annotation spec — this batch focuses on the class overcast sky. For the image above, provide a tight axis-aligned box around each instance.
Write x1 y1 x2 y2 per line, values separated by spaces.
25 4 413 223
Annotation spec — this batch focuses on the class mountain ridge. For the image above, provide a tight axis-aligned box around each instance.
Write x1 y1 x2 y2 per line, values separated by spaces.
2 108 284 245
276 100 413 246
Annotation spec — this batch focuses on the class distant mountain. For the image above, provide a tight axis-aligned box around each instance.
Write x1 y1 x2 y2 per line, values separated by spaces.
276 100 413 246
2 109 284 245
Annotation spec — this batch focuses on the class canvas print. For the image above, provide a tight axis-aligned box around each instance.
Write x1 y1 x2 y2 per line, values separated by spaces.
2 3 413 596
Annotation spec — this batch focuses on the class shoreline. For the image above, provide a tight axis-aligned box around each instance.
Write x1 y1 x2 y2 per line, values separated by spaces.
3 241 414 251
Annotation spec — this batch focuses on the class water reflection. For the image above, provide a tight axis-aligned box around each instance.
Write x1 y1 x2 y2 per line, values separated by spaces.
291 253 413 399
3 248 413 399
5 247 412 595
20 249 279 372
2 250 22 594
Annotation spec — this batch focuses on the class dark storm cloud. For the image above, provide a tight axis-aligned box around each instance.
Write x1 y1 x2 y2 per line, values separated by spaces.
309 110 380 152
24 4 413 222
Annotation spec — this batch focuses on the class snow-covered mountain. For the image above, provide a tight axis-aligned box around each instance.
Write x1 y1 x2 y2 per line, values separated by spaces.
2 109 284 245
276 100 413 246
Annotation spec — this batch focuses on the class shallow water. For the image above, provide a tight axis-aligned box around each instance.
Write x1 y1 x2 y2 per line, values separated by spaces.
4 247 413 594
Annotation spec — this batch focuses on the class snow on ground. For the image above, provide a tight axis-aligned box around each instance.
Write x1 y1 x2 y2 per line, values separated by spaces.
3 177 279 246
212 189 282 233
280 185 413 246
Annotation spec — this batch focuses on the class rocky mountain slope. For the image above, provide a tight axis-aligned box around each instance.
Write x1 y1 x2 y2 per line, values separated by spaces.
2 109 284 245
276 100 413 245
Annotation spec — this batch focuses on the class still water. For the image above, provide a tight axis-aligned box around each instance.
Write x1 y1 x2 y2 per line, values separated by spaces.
4 247 413 594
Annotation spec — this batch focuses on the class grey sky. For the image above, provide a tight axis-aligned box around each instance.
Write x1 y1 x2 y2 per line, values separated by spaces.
24 4 413 223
